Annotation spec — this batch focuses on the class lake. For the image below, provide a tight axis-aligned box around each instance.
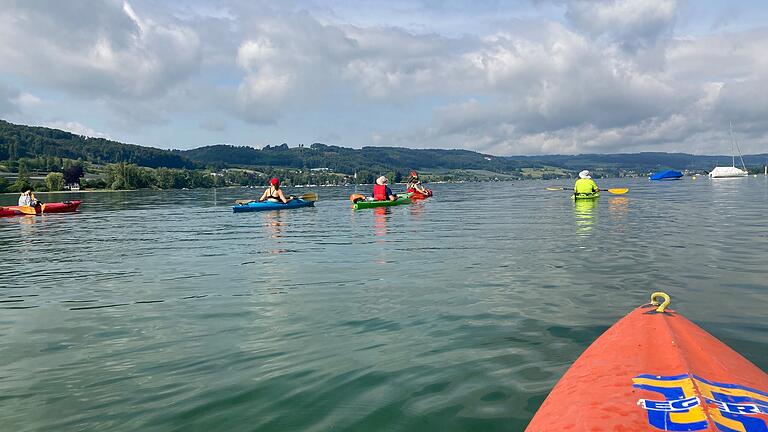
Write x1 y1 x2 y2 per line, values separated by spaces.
1 177 767 431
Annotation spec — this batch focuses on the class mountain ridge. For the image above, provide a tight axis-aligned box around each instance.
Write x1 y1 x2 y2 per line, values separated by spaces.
2 119 766 175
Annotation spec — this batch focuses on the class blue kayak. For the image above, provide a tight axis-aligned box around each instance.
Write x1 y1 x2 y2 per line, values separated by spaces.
232 199 315 213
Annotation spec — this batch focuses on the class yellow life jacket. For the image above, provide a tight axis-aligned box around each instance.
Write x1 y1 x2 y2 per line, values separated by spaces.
574 178 598 194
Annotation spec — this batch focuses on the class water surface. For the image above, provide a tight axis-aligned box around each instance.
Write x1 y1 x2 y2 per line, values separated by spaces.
1 178 767 431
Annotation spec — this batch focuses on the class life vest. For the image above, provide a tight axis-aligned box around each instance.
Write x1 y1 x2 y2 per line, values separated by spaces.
373 184 388 200
574 178 598 194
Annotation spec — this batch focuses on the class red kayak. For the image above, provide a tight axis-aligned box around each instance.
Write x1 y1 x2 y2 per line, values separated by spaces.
0 200 82 217
407 188 433 200
526 292 767 431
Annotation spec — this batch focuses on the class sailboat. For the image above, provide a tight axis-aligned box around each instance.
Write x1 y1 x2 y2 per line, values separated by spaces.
709 121 748 178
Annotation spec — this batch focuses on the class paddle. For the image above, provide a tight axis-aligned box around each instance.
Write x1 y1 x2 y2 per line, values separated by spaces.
297 192 318 202
235 192 318 205
546 187 629 195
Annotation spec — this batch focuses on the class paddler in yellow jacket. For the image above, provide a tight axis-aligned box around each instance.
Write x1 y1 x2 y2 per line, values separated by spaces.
574 170 599 195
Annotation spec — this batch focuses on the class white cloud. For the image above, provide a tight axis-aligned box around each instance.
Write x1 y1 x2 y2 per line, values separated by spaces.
42 121 109 139
0 84 40 114
0 0 201 99
564 0 679 50
13 93 42 109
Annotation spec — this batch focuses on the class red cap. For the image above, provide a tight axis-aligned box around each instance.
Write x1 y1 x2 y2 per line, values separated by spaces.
270 178 280 186
410 171 418 177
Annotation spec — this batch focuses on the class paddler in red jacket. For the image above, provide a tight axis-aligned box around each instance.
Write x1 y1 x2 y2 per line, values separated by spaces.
373 176 397 201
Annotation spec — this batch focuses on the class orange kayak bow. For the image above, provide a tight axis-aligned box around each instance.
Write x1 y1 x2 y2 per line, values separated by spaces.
526 292 767 431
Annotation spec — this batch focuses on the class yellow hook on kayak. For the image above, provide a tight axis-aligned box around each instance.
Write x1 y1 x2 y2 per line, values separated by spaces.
650 292 671 313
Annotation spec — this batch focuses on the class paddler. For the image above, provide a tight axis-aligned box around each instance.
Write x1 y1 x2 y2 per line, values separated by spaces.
373 176 397 201
258 178 292 203
574 170 599 195
18 186 40 207
406 171 430 195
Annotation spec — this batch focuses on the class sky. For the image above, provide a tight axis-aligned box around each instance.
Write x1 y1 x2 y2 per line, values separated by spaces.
1 0 767 155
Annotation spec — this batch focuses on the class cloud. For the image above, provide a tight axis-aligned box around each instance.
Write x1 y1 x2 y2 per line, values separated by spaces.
564 0 680 51
229 12 362 123
13 93 42 109
42 121 110 139
0 83 40 115
0 0 201 99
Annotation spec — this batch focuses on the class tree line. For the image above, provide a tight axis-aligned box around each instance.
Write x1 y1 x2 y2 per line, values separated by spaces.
0 119 196 169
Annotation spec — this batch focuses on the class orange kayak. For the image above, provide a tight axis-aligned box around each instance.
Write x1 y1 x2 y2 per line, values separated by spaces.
526 293 768 431
0 200 82 217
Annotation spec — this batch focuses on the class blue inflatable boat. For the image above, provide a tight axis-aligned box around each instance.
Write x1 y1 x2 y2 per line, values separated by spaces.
649 169 683 181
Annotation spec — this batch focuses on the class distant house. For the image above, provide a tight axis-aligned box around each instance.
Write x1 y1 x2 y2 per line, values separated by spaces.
65 183 80 191
310 168 330 172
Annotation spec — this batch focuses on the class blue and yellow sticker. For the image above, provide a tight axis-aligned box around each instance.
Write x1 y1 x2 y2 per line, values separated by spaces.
633 374 768 431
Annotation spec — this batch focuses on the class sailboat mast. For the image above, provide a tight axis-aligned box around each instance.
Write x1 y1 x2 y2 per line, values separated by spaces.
729 121 735 167
730 121 748 171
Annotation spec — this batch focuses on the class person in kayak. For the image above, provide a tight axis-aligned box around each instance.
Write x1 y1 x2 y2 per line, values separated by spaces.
406 171 430 195
259 178 292 203
18 186 40 207
574 170 599 195
373 176 397 201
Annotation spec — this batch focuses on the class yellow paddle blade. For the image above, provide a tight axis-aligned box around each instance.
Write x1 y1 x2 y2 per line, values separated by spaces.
18 206 37 215
605 188 629 195
300 192 318 202
234 199 255 204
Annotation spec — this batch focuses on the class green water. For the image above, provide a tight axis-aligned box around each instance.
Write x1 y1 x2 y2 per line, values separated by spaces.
1 178 766 431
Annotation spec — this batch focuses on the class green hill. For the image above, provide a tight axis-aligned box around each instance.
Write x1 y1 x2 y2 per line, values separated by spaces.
2 119 766 178
177 143 531 174
0 119 196 169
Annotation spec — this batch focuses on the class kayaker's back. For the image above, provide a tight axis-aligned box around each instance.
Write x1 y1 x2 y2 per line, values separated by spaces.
574 178 598 194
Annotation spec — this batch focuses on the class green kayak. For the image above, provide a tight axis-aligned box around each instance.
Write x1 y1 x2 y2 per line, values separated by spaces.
573 192 600 200
352 194 412 210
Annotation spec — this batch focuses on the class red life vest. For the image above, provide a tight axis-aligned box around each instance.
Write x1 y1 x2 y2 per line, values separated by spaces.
373 184 388 200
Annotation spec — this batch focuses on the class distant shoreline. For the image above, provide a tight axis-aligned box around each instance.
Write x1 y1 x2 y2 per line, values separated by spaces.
0 189 142 196
0 183 446 196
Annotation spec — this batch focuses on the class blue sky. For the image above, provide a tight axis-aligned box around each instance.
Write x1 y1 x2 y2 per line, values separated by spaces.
1 0 767 155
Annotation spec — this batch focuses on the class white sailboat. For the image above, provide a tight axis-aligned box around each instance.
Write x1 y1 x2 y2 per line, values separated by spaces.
709 121 748 178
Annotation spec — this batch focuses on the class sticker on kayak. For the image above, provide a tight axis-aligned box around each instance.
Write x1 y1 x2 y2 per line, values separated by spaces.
632 374 768 431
